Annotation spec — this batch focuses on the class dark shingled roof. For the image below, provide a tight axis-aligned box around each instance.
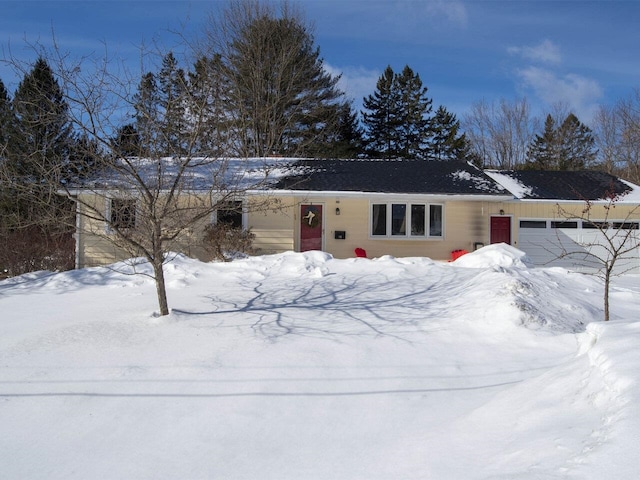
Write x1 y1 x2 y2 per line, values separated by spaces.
494 170 633 200
273 159 508 195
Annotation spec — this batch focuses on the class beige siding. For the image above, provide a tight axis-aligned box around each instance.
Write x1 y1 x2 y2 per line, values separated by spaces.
76 190 639 268
295 197 492 261
76 193 297 267
248 197 296 254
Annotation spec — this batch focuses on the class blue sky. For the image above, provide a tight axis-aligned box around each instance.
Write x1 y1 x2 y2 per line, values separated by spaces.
2 0 639 125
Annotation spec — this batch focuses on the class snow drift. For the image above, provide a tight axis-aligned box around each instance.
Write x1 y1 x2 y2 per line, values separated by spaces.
1 244 638 479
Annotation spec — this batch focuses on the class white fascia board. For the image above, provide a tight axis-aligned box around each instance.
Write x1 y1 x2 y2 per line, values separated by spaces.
255 189 513 202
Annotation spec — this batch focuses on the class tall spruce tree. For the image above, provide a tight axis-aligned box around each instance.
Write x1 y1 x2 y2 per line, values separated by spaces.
157 52 188 155
362 65 433 159
525 114 560 169
11 57 74 184
430 105 469 160
558 113 597 170
525 113 596 170
395 65 432 159
133 72 160 157
211 1 345 157
362 66 399 158
189 55 231 156
0 79 15 160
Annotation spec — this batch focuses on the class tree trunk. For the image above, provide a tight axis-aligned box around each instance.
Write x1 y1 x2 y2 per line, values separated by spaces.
604 268 611 321
152 255 170 316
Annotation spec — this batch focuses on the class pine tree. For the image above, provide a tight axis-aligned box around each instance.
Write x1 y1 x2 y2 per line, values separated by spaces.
112 124 140 157
157 52 188 155
362 66 399 158
429 105 469 160
133 72 159 157
525 113 596 170
189 55 231 156
525 114 561 169
558 113 597 170
0 78 16 160
215 3 344 157
330 101 364 158
304 101 363 158
362 65 433 159
11 57 74 184
395 65 432 159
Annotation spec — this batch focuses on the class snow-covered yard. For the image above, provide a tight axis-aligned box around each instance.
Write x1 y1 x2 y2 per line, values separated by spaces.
1 245 639 479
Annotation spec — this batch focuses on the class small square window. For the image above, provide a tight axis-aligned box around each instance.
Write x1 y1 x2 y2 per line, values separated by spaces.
217 201 243 228
110 199 136 229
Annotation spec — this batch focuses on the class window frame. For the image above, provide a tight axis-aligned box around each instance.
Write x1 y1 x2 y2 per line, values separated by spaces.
212 200 246 229
369 201 444 240
106 197 137 233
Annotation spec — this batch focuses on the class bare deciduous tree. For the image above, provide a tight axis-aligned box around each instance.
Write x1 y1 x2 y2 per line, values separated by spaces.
463 97 538 169
2 43 281 316
593 89 640 184
555 192 640 321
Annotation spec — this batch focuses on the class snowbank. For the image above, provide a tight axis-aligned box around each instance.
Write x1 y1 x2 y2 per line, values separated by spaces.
0 250 638 479
452 242 533 269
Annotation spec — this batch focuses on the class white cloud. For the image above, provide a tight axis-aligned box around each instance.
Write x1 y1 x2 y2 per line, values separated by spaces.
324 63 380 110
516 66 603 121
508 39 562 65
423 0 468 27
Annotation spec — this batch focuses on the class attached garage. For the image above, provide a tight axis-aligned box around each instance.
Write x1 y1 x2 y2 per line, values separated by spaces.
517 218 640 273
485 169 640 274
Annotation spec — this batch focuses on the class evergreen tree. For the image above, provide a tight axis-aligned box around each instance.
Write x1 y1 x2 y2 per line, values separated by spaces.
213 2 345 157
362 65 433 159
395 65 432 159
525 113 596 170
112 124 140 157
525 114 560 170
0 78 16 161
430 105 469 160
157 52 188 155
330 101 364 158
304 101 363 158
11 57 74 184
189 55 231 156
133 72 159 157
558 113 597 170
362 66 399 158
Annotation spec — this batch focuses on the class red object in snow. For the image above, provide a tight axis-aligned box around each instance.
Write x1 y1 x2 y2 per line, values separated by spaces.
354 248 367 258
450 249 468 261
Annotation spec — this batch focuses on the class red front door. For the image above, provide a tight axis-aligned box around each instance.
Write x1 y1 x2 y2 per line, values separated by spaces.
490 216 511 245
300 204 323 251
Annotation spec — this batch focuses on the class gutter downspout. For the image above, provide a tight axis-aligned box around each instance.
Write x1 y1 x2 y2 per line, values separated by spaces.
74 200 81 269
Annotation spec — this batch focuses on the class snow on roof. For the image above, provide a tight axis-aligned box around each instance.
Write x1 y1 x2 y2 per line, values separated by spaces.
81 156 301 191
485 169 640 203
452 168 507 193
484 170 533 199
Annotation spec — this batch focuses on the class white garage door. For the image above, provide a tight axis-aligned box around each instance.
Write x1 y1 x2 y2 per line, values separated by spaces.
517 219 640 274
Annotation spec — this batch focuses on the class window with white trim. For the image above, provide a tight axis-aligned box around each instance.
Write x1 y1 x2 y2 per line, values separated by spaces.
371 202 443 238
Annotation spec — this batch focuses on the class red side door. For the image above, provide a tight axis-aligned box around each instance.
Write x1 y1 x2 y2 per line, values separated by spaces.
300 204 323 251
490 216 511 245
